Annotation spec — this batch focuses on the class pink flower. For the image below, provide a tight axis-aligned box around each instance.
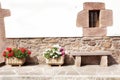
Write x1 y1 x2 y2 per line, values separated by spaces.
61 51 65 56
60 48 64 52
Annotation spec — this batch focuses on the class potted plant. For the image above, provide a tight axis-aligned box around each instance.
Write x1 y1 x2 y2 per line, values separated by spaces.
43 45 65 66
2 47 31 66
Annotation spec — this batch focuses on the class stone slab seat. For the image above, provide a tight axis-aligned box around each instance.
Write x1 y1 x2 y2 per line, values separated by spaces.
71 51 111 67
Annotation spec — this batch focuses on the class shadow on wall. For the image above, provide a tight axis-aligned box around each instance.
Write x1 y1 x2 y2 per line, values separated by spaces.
108 55 118 66
25 56 39 65
64 54 75 65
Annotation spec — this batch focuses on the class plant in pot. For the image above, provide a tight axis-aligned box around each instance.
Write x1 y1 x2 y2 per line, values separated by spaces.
43 45 65 66
2 47 31 66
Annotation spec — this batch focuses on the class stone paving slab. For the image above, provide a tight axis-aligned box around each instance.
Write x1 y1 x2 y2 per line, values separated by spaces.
0 64 120 80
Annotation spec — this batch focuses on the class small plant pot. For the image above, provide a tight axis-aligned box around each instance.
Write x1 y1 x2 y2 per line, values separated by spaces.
5 57 26 66
45 56 64 66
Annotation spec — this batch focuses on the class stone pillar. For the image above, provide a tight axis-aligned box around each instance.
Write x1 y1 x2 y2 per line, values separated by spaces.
75 56 81 67
100 56 108 67
0 3 10 63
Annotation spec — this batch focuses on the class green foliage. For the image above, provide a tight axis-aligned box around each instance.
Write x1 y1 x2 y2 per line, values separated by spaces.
13 49 28 59
44 47 62 59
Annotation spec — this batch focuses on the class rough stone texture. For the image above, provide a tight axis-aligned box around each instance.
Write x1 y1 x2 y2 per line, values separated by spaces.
83 28 107 37
83 2 105 10
100 10 113 27
102 41 112 48
88 41 96 46
0 37 118 66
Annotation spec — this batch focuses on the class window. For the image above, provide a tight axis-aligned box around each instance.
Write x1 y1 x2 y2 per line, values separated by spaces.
89 10 100 28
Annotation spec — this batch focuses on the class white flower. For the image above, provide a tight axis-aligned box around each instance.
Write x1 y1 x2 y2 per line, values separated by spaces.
55 55 58 58
57 52 61 54
52 56 55 59
50 53 53 56
53 44 60 48
45 48 51 51
53 50 56 53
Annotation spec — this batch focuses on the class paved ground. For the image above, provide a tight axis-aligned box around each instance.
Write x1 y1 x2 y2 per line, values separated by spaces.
0 64 120 80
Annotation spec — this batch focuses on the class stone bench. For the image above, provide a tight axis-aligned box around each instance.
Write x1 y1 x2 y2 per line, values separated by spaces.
71 51 111 67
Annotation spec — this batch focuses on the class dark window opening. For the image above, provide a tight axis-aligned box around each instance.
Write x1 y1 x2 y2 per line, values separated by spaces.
89 10 100 28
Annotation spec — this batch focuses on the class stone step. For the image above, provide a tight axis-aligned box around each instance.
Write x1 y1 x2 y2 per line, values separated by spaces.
0 76 119 80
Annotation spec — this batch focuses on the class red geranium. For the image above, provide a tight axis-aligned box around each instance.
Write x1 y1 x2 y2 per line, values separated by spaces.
27 50 31 55
19 48 26 53
6 47 12 52
8 52 14 57
2 47 31 59
2 51 6 57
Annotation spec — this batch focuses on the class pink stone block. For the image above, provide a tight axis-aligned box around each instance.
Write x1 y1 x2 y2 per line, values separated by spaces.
83 28 107 37
83 2 105 10
0 10 3 18
76 10 89 28
2 9 11 17
100 10 113 27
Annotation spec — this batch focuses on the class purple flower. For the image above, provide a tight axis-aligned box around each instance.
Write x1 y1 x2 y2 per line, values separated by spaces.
60 48 64 52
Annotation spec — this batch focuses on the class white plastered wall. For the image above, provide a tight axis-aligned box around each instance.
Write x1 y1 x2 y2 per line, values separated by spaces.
1 0 119 38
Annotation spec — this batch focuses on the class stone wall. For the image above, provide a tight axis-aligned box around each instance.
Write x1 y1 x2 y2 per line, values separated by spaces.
4 37 120 65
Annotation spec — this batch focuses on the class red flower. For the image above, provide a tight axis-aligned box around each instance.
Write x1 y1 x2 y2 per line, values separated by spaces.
28 50 31 55
3 47 31 58
8 53 11 57
8 52 14 57
10 52 14 56
19 48 26 53
6 47 12 52
2 51 6 57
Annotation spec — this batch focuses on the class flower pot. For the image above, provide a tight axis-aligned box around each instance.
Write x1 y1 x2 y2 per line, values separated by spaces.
5 57 26 66
45 56 64 66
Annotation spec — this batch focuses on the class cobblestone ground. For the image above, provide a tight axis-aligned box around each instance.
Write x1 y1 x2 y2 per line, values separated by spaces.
0 64 120 80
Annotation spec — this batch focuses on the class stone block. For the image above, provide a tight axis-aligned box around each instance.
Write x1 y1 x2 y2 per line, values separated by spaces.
0 10 3 18
88 41 96 46
83 2 105 10
2 9 11 17
83 28 107 37
100 56 108 67
76 10 89 27
100 10 113 27
0 9 10 18
102 42 112 48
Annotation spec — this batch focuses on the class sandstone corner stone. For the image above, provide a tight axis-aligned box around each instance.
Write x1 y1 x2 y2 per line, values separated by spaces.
83 28 107 37
83 2 105 10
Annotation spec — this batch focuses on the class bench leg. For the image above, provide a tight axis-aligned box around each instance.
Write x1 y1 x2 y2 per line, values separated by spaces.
75 56 81 67
100 56 108 67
